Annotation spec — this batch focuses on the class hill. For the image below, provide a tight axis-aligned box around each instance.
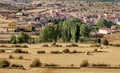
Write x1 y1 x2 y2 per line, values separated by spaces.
84 0 120 2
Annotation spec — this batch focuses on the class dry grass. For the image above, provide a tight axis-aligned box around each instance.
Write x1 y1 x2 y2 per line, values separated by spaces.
0 43 119 73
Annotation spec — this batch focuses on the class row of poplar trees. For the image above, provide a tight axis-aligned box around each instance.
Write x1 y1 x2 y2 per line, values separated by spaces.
39 18 90 43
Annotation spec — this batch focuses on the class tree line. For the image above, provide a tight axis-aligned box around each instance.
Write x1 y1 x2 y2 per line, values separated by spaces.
39 18 91 43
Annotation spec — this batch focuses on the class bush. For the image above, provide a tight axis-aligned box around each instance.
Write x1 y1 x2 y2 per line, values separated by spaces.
80 60 89 67
94 49 98 52
66 43 78 47
71 50 78 53
51 51 62 54
103 39 109 45
11 45 28 48
30 59 41 67
9 55 14 59
45 63 58 67
92 63 109 67
13 49 28 54
37 51 46 54
0 60 10 68
11 64 23 68
13 49 22 53
22 45 28 48
63 49 70 53
95 38 101 44
42 44 49 47
0 49 5 53
18 56 23 60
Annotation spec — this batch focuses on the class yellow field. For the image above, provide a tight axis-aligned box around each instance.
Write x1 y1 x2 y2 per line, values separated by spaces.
0 43 119 73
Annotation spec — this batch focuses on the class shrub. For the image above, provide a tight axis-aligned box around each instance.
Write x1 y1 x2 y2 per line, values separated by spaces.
22 45 28 48
9 55 14 59
71 50 78 53
13 49 28 54
92 63 109 67
13 49 22 53
30 59 41 67
94 49 98 52
42 44 49 47
63 49 70 53
80 60 89 67
11 64 23 68
37 51 46 54
18 56 23 60
0 60 10 68
45 63 58 67
95 38 101 44
11 45 28 48
0 49 5 53
66 43 78 47
51 51 62 54
103 39 109 45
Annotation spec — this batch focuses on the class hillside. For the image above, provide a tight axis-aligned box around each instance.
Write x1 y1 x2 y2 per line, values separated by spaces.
0 0 38 4
85 0 120 2
0 2 17 10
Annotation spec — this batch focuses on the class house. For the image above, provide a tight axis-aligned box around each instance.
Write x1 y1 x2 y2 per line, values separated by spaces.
8 22 18 32
99 27 112 34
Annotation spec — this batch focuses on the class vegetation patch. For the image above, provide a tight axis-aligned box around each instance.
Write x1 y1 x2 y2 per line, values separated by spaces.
42 44 49 47
13 49 28 54
45 63 59 67
80 60 89 67
0 49 5 53
0 60 10 68
30 59 41 68
37 51 46 54
51 51 62 54
66 43 78 47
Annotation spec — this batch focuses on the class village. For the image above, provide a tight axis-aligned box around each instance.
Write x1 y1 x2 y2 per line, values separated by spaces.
0 1 120 35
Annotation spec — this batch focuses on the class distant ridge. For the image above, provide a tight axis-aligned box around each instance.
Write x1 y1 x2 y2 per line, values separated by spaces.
0 0 38 4
84 0 120 2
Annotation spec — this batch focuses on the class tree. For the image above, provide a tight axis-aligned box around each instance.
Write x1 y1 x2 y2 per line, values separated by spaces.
10 35 17 44
96 19 108 27
39 26 55 42
96 19 115 28
103 39 109 45
17 32 31 43
80 24 90 37
95 38 101 44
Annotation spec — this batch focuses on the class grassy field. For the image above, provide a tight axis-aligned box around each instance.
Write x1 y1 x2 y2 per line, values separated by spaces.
0 43 119 73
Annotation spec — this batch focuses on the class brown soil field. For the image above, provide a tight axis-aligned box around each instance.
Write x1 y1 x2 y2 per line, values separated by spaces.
0 43 119 73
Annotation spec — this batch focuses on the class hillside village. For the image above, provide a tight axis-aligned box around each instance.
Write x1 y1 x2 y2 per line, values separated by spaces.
0 1 120 42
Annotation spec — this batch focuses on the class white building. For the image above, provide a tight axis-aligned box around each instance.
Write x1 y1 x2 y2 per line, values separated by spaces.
99 27 111 34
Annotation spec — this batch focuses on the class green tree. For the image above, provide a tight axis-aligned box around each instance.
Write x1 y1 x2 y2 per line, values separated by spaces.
95 38 101 44
96 19 108 27
96 19 115 28
39 26 55 42
103 39 109 45
10 35 17 44
17 32 31 43
80 24 90 37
